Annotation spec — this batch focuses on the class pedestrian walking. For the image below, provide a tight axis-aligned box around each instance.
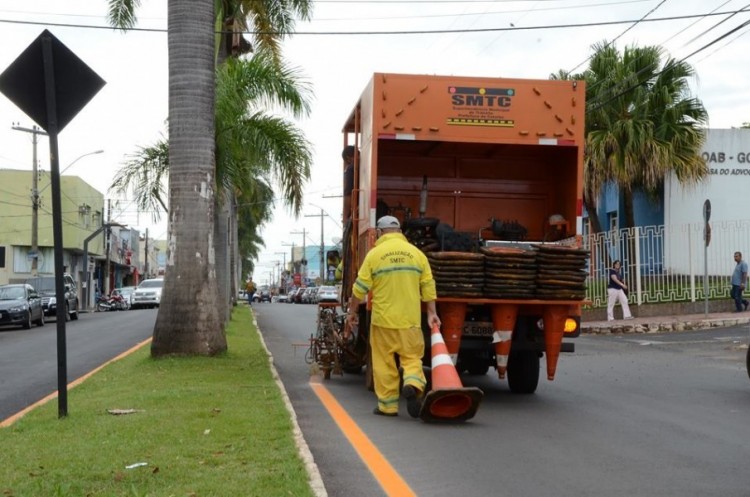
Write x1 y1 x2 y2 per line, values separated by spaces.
345 215 440 418
245 278 256 306
730 251 748 312
607 260 633 321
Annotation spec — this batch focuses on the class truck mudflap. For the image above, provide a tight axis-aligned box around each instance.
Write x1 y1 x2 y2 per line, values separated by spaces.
437 298 582 381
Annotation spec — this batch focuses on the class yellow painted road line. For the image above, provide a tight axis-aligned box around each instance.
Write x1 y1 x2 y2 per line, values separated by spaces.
0 337 153 428
309 379 416 497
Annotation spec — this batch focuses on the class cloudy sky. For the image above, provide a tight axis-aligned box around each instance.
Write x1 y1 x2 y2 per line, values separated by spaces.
1 1 748 284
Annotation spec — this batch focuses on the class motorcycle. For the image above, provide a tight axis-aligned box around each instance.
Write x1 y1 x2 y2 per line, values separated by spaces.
96 292 129 312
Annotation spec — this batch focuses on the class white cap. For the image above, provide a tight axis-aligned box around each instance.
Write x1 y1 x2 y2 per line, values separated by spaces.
376 215 400 229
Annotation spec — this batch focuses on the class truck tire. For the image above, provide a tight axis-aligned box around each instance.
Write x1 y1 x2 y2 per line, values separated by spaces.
465 362 490 376
71 300 79 320
507 350 540 394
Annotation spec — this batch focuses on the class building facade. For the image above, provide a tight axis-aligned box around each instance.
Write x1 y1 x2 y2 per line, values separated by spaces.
0 169 161 309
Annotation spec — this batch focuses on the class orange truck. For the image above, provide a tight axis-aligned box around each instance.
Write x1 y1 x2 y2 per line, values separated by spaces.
338 72 586 395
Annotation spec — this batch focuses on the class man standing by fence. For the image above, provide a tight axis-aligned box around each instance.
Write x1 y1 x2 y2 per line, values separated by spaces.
730 252 748 312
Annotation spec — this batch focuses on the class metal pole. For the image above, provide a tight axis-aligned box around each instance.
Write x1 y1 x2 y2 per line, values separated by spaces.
105 199 111 294
702 200 711 317
12 124 48 276
42 34 68 418
320 208 324 281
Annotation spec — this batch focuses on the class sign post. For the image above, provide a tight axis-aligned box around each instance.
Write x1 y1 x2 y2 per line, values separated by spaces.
0 30 105 419
703 199 711 317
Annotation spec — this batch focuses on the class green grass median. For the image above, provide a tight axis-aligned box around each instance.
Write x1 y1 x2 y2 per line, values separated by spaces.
0 305 316 497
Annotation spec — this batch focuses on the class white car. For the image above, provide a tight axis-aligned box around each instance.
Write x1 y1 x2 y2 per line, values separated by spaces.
131 279 164 309
317 286 339 303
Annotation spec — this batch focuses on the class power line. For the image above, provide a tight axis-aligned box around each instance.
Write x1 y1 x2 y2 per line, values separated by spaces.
586 18 750 113
0 8 748 35
567 0 669 74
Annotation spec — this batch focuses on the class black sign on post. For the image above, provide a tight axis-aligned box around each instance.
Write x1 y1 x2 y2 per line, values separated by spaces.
0 30 105 419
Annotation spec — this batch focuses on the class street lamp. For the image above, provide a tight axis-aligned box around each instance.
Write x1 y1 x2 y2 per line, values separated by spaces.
39 149 104 194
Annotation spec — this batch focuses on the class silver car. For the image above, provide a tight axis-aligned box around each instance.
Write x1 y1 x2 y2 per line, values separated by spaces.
131 279 164 309
317 285 339 303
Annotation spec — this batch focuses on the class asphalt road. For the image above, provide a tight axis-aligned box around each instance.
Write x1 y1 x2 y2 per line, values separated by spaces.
255 302 750 497
0 309 157 421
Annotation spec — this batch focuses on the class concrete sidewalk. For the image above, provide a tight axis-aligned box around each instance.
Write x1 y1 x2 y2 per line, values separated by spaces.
582 310 750 335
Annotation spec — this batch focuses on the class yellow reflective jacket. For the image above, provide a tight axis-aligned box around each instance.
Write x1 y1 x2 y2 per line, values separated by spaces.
352 233 437 329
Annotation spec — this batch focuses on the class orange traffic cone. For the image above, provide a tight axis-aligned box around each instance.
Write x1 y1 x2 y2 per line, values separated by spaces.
542 305 567 380
490 303 519 379
437 301 467 365
420 325 483 423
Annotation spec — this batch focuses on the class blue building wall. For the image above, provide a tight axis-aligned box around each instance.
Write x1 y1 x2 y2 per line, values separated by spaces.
585 183 666 275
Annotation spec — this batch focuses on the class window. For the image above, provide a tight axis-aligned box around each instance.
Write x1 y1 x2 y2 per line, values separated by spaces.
0 246 5 268
608 212 619 232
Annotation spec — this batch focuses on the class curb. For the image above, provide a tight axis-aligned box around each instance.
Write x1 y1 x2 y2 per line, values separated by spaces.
582 316 750 335
251 308 329 497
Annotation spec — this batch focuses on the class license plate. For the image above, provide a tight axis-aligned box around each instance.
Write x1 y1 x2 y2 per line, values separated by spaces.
462 321 494 337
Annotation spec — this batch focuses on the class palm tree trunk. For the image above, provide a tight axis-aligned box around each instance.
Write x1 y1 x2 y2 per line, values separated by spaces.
152 0 226 356
214 188 232 322
584 193 605 234
623 188 636 229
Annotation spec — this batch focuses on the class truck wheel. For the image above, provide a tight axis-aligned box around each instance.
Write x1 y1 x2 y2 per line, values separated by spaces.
507 350 540 394
36 312 45 327
64 304 71 322
71 300 79 320
465 362 490 376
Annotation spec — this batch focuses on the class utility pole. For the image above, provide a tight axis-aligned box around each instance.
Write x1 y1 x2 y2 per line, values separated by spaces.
144 228 149 280
12 124 48 276
105 199 112 294
274 251 287 292
305 209 325 281
290 228 307 280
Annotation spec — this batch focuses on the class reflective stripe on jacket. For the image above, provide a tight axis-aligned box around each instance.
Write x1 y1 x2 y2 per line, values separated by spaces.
352 233 437 329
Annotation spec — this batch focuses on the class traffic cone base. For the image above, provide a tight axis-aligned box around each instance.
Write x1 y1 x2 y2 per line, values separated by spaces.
420 386 483 423
420 325 483 423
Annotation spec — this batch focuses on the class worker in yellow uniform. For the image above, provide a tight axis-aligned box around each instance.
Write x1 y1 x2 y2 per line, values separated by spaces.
345 215 440 418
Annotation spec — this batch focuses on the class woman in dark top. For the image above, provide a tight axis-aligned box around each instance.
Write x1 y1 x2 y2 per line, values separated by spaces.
607 260 633 321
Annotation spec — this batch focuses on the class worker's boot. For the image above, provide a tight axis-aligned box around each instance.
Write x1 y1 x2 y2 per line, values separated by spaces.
402 385 423 418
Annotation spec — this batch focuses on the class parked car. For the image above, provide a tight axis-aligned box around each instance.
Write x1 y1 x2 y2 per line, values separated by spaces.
253 286 272 303
300 287 317 304
131 278 164 309
275 293 289 303
116 286 136 309
25 274 79 321
292 288 306 304
0 284 45 329
317 285 339 303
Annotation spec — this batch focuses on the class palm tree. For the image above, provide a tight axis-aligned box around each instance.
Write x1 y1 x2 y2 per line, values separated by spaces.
217 0 312 64
583 42 708 231
110 53 312 306
107 0 313 352
150 0 225 355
